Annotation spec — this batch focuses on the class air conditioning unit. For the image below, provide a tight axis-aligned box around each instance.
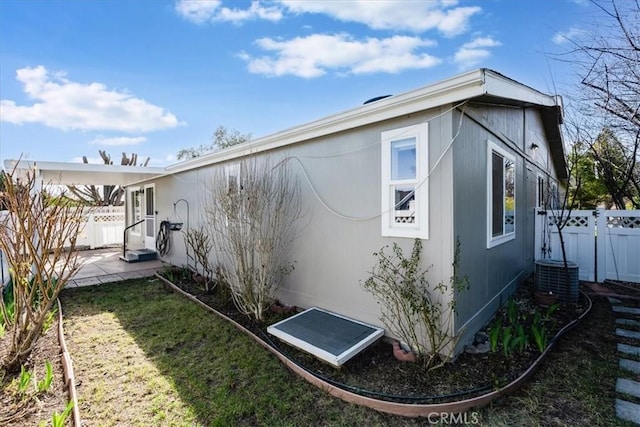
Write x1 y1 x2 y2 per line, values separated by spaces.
535 259 579 303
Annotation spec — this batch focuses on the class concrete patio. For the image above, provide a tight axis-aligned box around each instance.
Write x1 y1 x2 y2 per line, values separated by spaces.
67 248 165 288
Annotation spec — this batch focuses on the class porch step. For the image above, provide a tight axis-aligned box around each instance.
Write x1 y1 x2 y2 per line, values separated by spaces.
119 249 157 263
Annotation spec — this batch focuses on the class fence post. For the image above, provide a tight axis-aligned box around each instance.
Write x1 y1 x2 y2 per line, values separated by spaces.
87 211 96 250
595 208 605 283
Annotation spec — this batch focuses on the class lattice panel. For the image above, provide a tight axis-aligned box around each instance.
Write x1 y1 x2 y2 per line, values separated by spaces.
547 215 590 228
94 214 125 223
395 216 416 224
505 215 514 225
607 216 640 229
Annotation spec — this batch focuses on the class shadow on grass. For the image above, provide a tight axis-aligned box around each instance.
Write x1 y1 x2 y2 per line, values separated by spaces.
61 278 632 427
59 278 415 426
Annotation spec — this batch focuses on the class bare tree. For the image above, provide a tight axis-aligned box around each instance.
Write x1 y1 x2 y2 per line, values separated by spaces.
67 150 150 206
0 165 85 372
204 158 302 321
560 0 639 208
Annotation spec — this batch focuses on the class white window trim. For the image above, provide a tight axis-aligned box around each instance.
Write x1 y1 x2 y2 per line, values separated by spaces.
381 123 429 239
225 163 240 192
486 140 516 248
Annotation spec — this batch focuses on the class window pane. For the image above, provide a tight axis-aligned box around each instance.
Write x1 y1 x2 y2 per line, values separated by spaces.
491 152 503 237
504 159 515 233
394 185 415 224
145 187 154 216
391 138 416 181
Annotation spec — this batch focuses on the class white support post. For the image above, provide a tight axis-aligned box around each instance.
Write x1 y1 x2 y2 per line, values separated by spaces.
596 208 606 283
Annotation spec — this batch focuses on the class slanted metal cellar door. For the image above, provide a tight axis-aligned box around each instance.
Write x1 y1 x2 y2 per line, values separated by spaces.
144 184 156 250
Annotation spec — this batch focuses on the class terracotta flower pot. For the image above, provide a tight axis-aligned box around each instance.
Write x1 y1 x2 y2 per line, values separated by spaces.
392 341 416 362
535 291 559 306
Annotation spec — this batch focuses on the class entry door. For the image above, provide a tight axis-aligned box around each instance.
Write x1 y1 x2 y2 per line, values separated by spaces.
144 184 156 250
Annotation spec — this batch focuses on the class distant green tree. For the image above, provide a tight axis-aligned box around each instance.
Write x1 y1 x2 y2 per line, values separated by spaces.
568 142 610 209
590 128 639 209
177 125 251 160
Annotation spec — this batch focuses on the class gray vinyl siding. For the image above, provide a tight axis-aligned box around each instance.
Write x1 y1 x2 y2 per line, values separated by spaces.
145 105 455 332
451 104 555 348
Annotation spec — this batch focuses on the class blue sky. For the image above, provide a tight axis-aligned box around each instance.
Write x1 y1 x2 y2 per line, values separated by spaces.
0 0 600 166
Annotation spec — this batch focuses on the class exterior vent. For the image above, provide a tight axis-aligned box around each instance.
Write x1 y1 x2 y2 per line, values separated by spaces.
535 259 579 303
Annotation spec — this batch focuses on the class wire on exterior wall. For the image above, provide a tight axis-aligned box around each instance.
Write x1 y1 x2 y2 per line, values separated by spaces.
278 102 468 222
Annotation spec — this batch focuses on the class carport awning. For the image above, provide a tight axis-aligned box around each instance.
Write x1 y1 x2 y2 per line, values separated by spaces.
267 307 384 367
4 159 165 186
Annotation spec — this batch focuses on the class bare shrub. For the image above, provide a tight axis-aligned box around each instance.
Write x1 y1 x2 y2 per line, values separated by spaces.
184 226 215 293
204 158 302 321
0 165 85 372
362 238 469 370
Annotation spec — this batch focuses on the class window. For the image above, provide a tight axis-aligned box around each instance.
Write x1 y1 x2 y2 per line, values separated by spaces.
381 123 429 239
487 141 516 248
226 164 240 194
129 188 142 235
537 175 545 208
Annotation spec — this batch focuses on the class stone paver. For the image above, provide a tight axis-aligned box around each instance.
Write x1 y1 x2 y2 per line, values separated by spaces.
617 328 640 340
616 399 640 425
613 306 640 316
608 297 623 305
618 343 640 356
620 359 640 375
617 378 640 399
617 318 640 328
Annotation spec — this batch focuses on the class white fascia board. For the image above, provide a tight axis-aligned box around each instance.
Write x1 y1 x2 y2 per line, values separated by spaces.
483 70 560 108
3 159 165 186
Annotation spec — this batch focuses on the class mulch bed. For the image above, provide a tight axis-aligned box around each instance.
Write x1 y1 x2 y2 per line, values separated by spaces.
0 317 69 426
161 269 591 404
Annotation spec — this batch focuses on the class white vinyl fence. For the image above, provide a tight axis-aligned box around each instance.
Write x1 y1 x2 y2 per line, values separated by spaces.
74 206 125 249
535 208 640 283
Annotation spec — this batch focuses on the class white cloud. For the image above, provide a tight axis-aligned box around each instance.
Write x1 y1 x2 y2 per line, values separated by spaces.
0 66 183 132
174 0 221 24
175 0 282 24
240 34 440 78
453 36 501 69
175 0 480 35
552 27 586 45
89 136 147 146
278 1 481 36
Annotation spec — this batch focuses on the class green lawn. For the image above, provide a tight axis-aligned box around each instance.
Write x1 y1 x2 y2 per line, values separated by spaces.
60 279 419 426
59 278 630 426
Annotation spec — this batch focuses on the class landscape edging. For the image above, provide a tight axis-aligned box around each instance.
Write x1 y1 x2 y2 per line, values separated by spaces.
155 273 593 418
56 298 82 427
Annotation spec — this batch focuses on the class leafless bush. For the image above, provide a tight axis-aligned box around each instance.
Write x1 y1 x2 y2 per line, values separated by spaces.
184 226 215 293
0 165 84 372
204 158 302 321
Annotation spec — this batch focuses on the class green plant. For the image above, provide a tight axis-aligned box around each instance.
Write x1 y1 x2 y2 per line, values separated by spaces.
513 324 529 353
362 238 469 370
51 401 74 427
531 312 549 352
501 326 514 356
161 266 177 283
506 298 519 325
17 364 33 395
37 361 54 393
488 320 501 353
42 307 57 334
